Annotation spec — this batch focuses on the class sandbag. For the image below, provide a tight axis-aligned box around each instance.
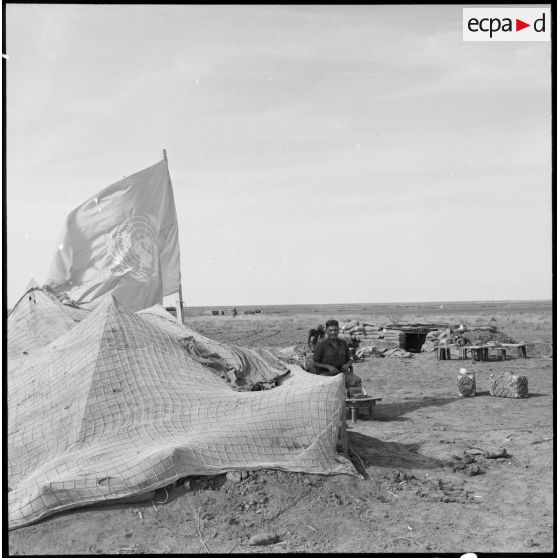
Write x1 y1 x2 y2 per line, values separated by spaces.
489 372 528 399
457 369 476 397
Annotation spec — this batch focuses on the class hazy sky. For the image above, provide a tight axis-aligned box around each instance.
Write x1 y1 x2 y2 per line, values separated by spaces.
5 5 552 307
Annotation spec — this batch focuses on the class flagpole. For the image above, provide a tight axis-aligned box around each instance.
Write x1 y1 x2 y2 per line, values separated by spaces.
163 148 186 324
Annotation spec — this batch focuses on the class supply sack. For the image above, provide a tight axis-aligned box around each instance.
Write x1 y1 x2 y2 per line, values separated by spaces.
456 369 476 397
489 372 528 399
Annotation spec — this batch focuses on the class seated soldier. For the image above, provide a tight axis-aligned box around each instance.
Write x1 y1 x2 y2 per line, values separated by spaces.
312 319 362 388
307 324 326 351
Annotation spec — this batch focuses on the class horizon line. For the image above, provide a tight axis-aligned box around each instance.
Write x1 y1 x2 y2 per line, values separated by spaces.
179 298 553 309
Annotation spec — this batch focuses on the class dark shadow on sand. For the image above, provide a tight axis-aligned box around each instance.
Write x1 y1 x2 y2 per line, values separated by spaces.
348 431 444 471
371 396 460 422
475 390 547 398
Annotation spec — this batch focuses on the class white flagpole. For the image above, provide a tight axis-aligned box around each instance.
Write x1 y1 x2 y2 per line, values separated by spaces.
163 149 185 324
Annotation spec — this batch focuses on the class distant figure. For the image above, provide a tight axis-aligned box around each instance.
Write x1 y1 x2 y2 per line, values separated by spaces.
232 307 238 318
348 335 361 359
307 324 326 351
221 310 225 316
312 319 362 388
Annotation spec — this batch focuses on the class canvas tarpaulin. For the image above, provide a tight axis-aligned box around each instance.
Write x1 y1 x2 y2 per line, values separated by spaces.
137 304 291 391
8 292 356 529
44 159 181 311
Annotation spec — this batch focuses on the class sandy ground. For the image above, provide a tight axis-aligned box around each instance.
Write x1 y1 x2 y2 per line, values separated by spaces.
8 309 554 554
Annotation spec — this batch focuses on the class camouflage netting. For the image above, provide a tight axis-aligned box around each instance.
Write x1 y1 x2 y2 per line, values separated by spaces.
8 291 356 530
8 287 89 361
137 305 291 391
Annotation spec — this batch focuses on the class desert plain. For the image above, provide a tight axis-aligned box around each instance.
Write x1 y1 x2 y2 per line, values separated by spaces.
8 301 554 554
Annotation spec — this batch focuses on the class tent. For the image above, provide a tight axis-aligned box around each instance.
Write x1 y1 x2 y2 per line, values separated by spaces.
8 285 89 361
8 290 356 529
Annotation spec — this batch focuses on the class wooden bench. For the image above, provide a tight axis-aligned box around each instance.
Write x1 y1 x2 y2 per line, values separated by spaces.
346 396 382 423
492 346 507 361
458 345 507 361
501 343 527 358
459 345 489 361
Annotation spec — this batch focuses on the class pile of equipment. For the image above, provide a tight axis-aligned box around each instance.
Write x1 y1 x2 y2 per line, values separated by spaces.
340 321 406 349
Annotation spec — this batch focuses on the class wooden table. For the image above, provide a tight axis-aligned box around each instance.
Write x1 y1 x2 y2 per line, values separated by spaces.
501 343 527 358
492 347 507 361
436 346 451 360
346 396 382 423
458 345 507 361
459 345 489 361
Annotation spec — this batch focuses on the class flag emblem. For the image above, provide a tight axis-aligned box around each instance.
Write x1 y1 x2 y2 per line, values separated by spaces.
106 213 159 282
